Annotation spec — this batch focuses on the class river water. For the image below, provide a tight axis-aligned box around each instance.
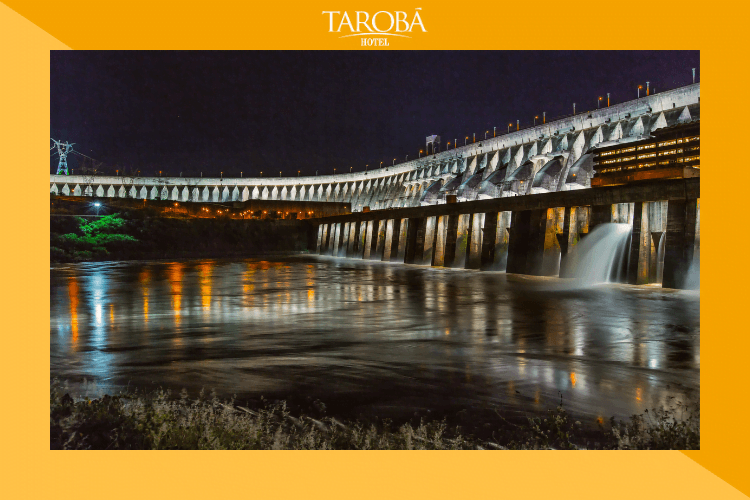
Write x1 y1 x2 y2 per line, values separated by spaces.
50 256 699 423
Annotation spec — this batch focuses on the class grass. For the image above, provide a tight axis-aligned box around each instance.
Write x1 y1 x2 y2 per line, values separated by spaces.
50 380 699 450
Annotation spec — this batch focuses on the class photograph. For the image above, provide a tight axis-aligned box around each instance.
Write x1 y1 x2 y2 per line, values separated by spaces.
48 50 700 451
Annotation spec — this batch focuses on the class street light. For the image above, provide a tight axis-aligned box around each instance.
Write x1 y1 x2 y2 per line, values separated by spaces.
465 136 469 145
279 171 282 177
350 166 353 172
638 85 642 98
534 116 538 126
380 161 383 168
392 158 396 165
446 142 450 150
366 164 369 171
598 96 602 109
485 130 489 139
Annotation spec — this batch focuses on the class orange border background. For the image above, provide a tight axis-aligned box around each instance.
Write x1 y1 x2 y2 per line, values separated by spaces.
2 1 748 498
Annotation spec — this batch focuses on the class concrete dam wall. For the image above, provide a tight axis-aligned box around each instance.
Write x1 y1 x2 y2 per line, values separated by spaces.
50 84 699 212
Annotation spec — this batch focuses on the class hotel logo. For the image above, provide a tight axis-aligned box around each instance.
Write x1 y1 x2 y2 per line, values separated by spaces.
322 8 426 46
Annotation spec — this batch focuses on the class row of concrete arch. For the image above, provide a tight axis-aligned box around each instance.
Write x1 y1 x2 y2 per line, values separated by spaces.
51 103 698 213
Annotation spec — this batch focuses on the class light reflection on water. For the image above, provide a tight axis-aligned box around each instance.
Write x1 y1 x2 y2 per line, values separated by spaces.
50 257 699 421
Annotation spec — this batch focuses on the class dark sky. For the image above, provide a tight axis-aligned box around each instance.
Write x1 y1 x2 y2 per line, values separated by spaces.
51 51 699 177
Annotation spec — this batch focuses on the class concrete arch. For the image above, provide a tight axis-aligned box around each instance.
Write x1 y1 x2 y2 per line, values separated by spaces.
271 186 279 200
298 185 306 201
608 122 623 141
62 184 71 196
261 187 269 200
171 187 179 200
212 186 220 202
221 186 230 202
201 186 209 201
141 186 150 199
50 184 59 195
83 185 92 196
630 117 645 137
242 186 249 201
95 185 104 197
106 185 115 197
231 186 239 201
252 186 260 200
118 186 127 198
280 186 288 200
289 185 297 200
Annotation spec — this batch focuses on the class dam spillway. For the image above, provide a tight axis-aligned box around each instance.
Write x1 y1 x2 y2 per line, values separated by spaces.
309 178 700 290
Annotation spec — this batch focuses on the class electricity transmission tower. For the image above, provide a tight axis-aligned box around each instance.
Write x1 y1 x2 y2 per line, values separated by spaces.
51 138 75 175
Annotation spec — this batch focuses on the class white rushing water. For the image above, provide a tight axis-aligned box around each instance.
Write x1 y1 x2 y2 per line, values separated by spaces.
565 223 632 286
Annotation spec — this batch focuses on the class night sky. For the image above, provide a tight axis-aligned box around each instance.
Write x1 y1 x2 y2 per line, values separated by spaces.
51 51 699 177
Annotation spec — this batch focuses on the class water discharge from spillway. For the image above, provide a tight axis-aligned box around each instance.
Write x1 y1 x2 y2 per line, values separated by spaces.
565 223 632 286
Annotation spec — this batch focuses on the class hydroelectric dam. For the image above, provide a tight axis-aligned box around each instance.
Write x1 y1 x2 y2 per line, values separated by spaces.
50 84 700 288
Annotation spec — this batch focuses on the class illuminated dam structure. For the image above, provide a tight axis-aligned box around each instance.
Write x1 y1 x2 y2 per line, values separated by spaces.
50 84 699 211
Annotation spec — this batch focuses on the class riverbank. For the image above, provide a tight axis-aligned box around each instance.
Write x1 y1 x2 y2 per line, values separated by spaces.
50 212 316 263
50 381 699 450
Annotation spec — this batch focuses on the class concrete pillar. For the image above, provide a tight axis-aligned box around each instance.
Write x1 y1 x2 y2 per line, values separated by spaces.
495 211 512 271
506 209 547 275
374 220 387 260
332 223 342 256
383 219 395 261
627 202 648 284
395 218 408 262
557 207 572 260
320 224 329 254
662 199 698 289
480 211 499 270
433 215 449 267
527 209 548 276
341 222 350 257
541 207 565 276
423 216 437 265
351 221 362 256
466 212 484 269
450 214 470 268
404 217 422 264
364 220 374 259
316 225 323 254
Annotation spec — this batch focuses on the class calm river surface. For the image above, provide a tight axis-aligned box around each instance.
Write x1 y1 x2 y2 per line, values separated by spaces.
50 256 699 423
